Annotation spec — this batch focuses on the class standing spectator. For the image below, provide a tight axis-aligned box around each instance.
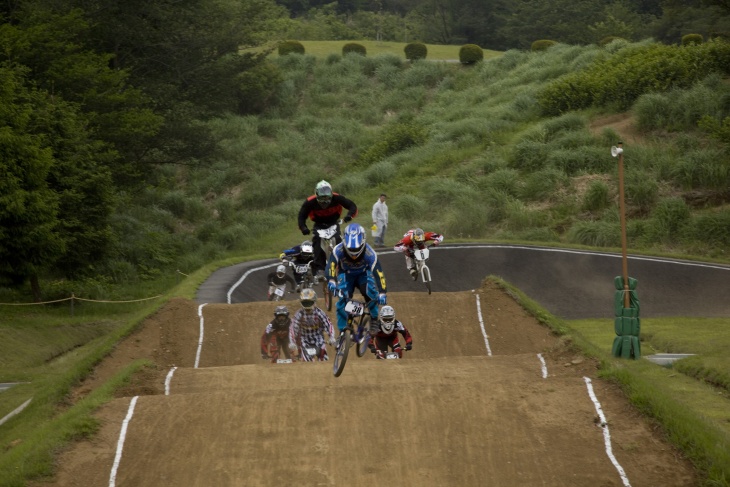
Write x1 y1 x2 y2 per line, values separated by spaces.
371 193 388 247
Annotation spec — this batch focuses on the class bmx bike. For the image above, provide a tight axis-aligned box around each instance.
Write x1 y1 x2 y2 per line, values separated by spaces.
413 246 433 295
332 297 372 377
315 220 342 311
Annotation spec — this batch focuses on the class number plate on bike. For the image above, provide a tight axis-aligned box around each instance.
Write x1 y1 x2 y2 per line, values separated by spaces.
344 300 365 315
318 225 338 239
276 358 293 364
305 347 318 357
384 352 400 360
295 265 309 274
274 287 285 296
415 248 429 260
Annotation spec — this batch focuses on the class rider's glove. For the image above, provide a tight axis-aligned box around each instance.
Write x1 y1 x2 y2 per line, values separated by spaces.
328 336 337 347
378 293 387 305
406 343 412 351
327 280 337 293
369 345 377 354
279 253 286 260
261 353 269 360
301 227 310 236
343 215 352 223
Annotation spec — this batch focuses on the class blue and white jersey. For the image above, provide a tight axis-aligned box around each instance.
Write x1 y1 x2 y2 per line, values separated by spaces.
327 242 378 276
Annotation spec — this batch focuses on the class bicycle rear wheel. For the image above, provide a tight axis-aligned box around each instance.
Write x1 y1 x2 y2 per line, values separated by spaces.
356 315 371 357
333 328 351 377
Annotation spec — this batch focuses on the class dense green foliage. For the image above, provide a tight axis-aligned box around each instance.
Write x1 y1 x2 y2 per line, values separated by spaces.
270 0 730 51
404 42 428 61
537 40 730 115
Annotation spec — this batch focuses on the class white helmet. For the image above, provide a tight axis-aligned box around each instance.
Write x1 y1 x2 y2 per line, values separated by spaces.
300 241 314 260
380 305 395 334
276 264 286 278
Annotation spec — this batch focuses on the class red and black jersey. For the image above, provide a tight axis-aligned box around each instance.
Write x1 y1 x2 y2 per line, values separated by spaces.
394 229 443 252
297 193 358 231
261 318 291 355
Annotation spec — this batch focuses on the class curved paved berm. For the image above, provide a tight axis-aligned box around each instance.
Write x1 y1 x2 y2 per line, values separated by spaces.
38 279 701 486
203 244 730 318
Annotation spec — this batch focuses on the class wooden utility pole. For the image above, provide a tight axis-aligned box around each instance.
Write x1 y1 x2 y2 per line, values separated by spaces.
614 142 630 307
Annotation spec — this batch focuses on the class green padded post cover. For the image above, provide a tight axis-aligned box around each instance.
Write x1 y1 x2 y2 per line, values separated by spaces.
612 276 641 359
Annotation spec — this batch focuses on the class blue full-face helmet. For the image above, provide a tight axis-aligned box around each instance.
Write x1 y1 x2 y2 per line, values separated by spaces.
343 224 366 259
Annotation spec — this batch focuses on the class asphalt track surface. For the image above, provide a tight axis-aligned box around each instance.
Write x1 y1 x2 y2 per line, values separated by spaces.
199 243 730 319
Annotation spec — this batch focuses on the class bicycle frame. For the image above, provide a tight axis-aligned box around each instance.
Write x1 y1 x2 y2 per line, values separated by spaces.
413 247 432 294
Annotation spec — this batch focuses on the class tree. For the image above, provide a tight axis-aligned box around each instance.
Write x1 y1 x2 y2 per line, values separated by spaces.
0 66 64 300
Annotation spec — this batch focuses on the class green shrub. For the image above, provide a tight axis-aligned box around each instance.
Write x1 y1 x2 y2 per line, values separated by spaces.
459 44 484 64
537 41 730 115
278 40 305 56
625 170 659 212
582 180 610 212
519 168 567 201
404 42 428 61
567 220 620 247
342 43 366 56
648 197 691 240
359 120 428 164
531 40 557 52
682 34 703 46
599 36 627 46
691 209 730 246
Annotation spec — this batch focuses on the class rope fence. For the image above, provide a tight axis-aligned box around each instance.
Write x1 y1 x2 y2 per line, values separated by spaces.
0 293 164 316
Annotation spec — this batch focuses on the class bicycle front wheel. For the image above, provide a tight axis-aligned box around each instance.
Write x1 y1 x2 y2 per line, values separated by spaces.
356 315 371 357
323 280 332 311
333 328 351 377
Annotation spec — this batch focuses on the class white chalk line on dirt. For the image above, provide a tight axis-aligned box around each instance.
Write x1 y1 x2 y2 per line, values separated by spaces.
195 303 207 369
165 367 178 395
109 395 139 487
583 377 632 487
474 294 492 356
537 353 548 378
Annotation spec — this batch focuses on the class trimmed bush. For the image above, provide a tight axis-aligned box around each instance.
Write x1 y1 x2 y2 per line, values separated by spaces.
404 42 428 61
278 40 305 56
531 40 557 52
459 44 484 64
682 34 703 46
342 43 366 56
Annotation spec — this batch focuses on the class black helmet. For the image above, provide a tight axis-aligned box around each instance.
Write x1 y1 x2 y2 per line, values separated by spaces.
274 305 289 317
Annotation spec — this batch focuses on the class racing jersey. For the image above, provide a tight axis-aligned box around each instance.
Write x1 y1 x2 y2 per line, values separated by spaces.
289 308 335 348
297 193 358 231
394 229 444 253
372 319 412 346
261 319 291 354
326 242 386 294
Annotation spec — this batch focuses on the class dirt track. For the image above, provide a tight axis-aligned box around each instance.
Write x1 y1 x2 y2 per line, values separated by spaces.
37 282 697 487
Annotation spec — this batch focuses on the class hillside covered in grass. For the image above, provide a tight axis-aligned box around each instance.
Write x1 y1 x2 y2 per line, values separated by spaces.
168 39 730 272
